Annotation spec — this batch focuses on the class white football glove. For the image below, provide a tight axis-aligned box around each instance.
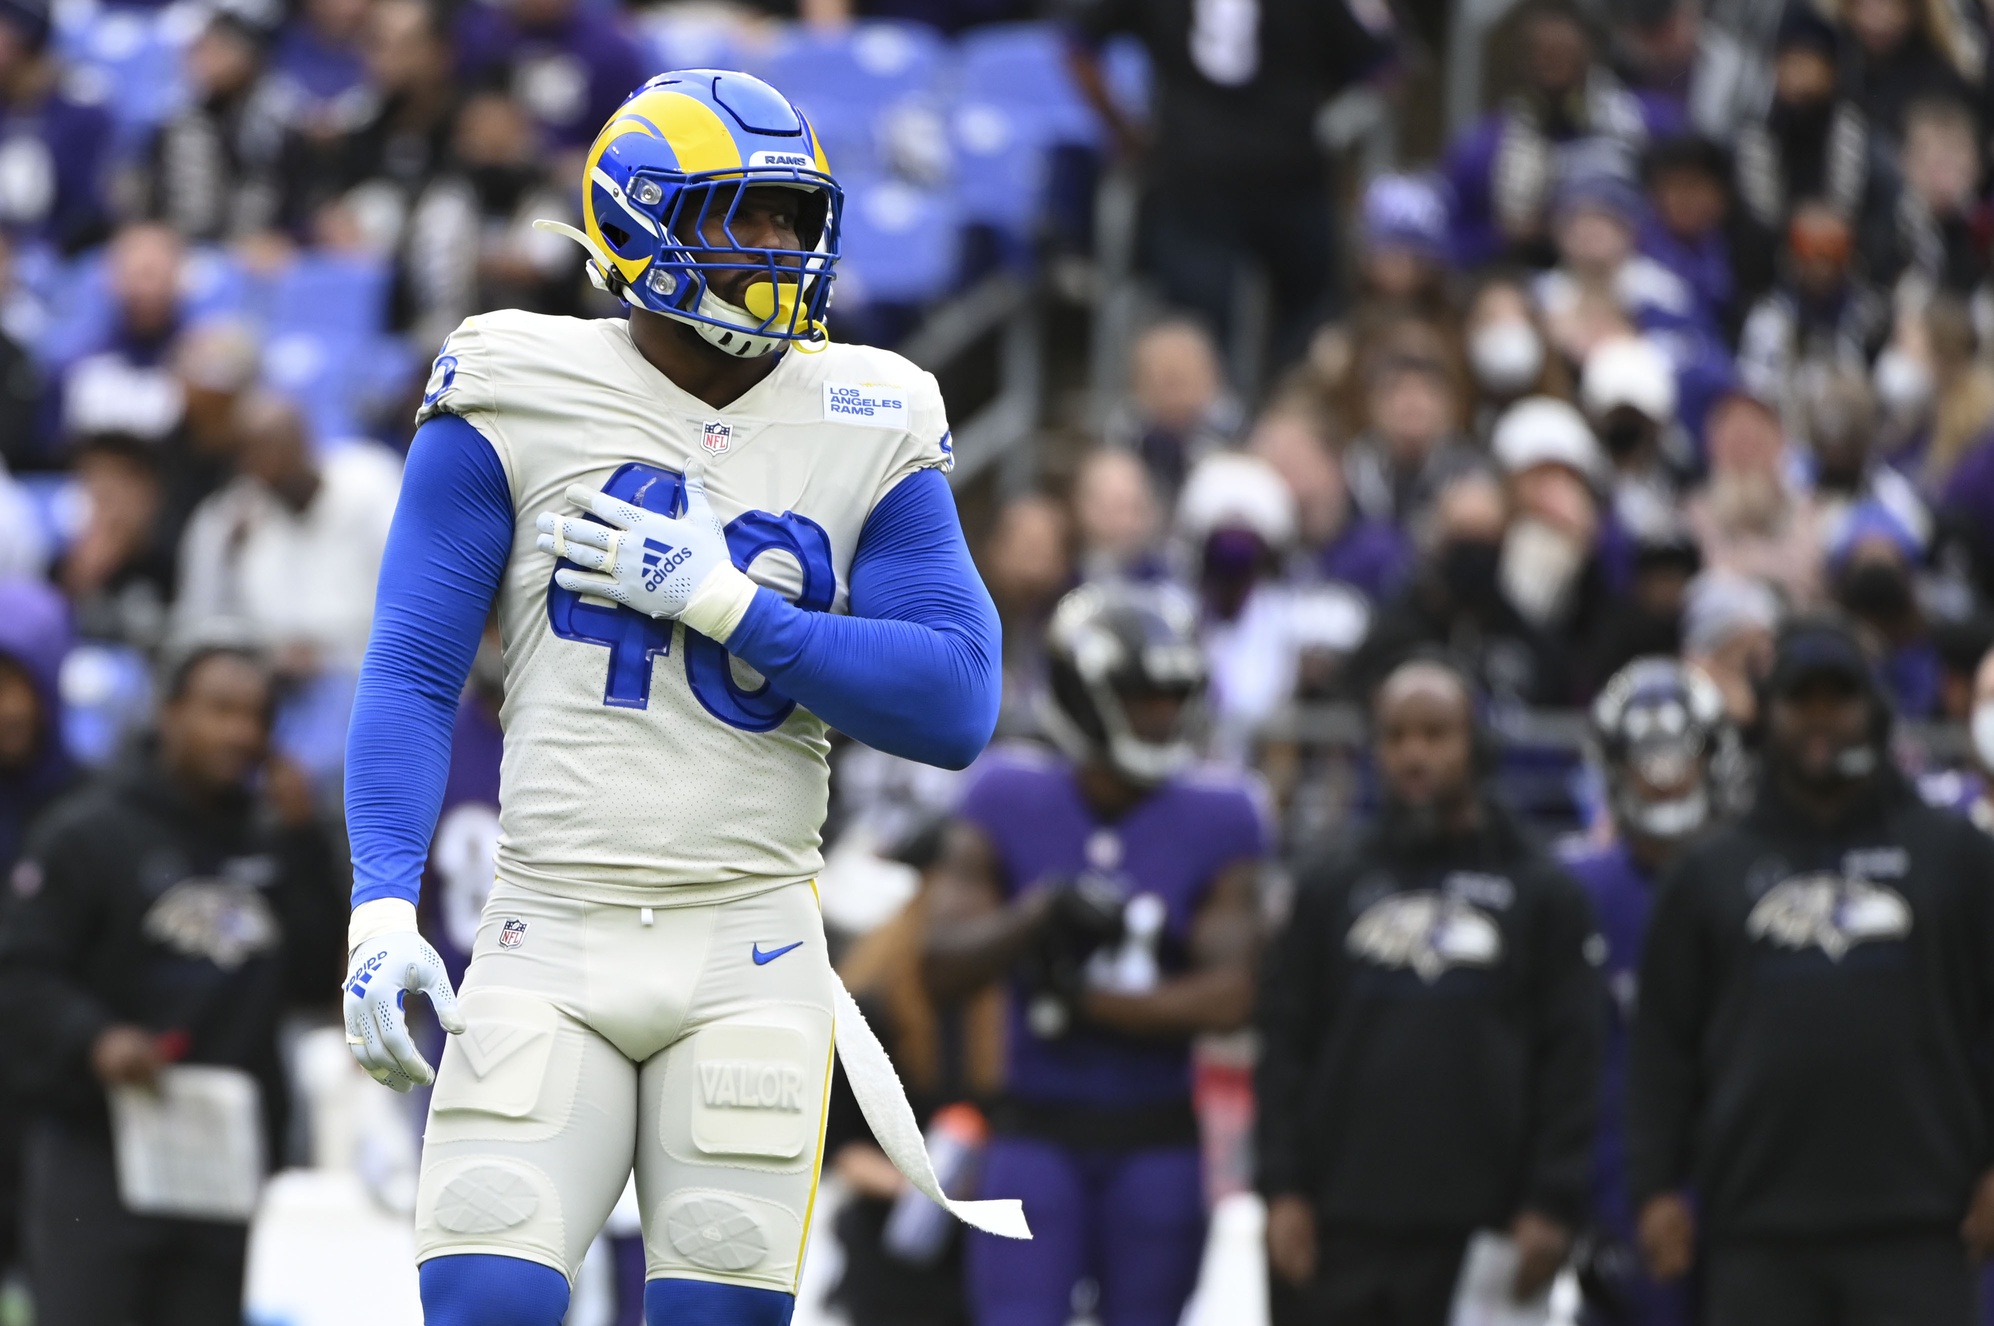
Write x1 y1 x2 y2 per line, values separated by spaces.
536 463 757 639
343 900 465 1092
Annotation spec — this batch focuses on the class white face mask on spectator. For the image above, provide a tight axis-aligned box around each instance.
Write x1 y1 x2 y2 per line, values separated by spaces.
1873 347 1934 418
1500 516 1589 627
1973 702 1994 771
1469 320 1545 396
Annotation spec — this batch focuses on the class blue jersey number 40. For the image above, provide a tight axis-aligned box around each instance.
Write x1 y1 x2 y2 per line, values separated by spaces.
545 462 834 731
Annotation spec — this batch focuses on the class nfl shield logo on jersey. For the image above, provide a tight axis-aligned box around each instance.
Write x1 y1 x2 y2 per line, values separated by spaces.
702 420 732 456
498 917 528 949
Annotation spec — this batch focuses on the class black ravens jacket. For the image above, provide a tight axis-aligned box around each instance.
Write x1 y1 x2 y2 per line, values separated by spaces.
1256 804 1603 1231
1628 771 1994 1239
0 757 344 1147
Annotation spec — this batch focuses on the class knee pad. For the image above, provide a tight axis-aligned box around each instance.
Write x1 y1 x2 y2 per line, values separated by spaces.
421 1253 570 1326
644 1276 795 1326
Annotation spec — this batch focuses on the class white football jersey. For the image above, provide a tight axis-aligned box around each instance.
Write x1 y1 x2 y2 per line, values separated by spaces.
416 310 953 908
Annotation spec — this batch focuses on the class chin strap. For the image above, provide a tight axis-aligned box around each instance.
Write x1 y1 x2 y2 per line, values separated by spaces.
534 219 829 351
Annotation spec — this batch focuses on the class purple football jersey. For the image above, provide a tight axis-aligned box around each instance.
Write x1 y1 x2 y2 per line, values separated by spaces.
955 745 1269 1108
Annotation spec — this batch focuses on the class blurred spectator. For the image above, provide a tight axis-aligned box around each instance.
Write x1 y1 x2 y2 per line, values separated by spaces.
1446 0 1675 267
59 434 173 648
0 233 40 469
1564 657 1734 1326
57 223 188 447
174 392 401 674
1681 567 1781 728
1581 335 1688 549
1352 468 1577 706
1104 319 1240 500
0 644 342 1326
284 0 459 279
1799 364 1929 556
401 90 574 349
1251 404 1414 602
1889 292 1994 489
1071 448 1164 584
0 0 113 253
1065 0 1395 364
1829 502 1937 716
924 583 1265 1326
1585 528 1703 687
1351 173 1453 325
136 11 286 246
1638 134 1755 332
1177 451 1300 747
1736 204 1889 421
1967 642 1994 827
1629 615 1994 1318
1684 390 1825 605
0 576 69 1296
452 0 648 152
268 0 373 137
1930 614 1994 723
1488 395 1611 648
160 321 259 557
1732 6 1870 233
1537 168 1705 358
827 838 992 1326
976 492 1073 735
1462 272 1568 430
1832 0 1981 143
1342 350 1476 533
1863 95 1986 296
1259 658 1601 1320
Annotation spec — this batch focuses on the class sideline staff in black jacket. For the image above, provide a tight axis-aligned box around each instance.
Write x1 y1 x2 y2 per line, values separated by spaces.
0 644 344 1326
1258 657 1603 1323
1630 615 1994 1322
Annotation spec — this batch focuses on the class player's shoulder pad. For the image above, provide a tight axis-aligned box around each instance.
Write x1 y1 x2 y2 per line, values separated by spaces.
415 311 607 429
799 342 953 474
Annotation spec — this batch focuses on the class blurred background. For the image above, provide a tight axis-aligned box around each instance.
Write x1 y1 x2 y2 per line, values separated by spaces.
4 0 1994 1317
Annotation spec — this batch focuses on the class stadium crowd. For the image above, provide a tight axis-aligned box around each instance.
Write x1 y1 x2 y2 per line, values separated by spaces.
2 0 1994 1320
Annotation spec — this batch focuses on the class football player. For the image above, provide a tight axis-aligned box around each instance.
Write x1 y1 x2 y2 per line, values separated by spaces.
1563 657 1736 1325
924 583 1268 1326
339 70 1023 1326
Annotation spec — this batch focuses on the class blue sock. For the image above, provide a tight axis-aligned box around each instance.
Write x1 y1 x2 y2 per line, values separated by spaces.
643 1277 796 1326
421 1253 571 1326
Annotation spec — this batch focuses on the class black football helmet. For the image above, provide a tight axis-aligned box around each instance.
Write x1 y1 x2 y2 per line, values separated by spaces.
1041 583 1206 787
1591 657 1743 842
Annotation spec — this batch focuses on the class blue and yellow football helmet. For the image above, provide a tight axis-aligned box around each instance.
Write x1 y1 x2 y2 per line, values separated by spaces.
537 70 841 358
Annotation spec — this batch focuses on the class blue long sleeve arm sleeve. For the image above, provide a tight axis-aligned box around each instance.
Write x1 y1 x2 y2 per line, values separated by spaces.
726 467 1001 770
345 414 513 907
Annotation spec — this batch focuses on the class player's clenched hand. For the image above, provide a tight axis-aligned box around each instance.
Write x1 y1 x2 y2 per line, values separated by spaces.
343 924 465 1092
536 463 749 628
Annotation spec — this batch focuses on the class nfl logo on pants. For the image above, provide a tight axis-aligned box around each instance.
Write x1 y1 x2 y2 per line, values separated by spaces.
702 421 731 456
498 918 527 949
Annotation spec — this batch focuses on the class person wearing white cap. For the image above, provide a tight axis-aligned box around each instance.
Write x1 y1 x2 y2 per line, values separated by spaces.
1581 335 1692 547
1489 396 1608 635
1177 452 1367 762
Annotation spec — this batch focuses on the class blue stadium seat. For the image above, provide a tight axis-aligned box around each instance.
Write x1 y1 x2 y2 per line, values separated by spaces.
946 99 1049 241
256 254 390 339
951 22 1098 149
637 9 747 77
263 328 366 443
58 5 193 150
59 642 154 768
836 173 960 308
752 21 947 178
16 474 81 560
